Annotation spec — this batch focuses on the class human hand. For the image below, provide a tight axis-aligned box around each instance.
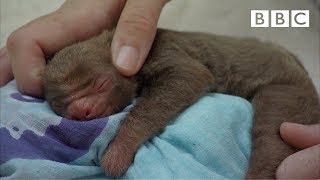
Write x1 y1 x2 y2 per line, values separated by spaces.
276 122 320 179
0 0 168 97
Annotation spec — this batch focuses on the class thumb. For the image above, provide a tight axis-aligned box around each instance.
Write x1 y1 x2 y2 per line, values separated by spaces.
276 144 320 179
280 122 320 149
111 0 168 76
0 47 13 86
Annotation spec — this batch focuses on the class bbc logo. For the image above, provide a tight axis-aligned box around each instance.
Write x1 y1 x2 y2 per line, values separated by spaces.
251 10 309 27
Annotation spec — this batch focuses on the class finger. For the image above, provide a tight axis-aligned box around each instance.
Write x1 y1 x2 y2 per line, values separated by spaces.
6 0 125 97
276 144 320 179
0 47 13 87
7 33 46 97
112 0 169 76
280 122 320 149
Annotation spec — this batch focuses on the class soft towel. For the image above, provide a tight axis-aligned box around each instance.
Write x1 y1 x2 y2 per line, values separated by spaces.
0 81 252 179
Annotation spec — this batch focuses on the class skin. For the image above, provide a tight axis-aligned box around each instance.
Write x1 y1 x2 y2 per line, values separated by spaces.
276 123 320 179
43 29 320 178
0 0 168 97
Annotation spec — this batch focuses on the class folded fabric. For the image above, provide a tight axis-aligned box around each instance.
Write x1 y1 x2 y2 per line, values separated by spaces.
0 81 252 179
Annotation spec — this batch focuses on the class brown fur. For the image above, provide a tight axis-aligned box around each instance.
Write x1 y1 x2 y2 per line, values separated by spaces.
43 29 320 178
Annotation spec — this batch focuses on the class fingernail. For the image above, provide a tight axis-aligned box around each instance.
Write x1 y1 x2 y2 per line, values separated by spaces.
283 122 305 128
31 67 45 84
115 46 139 70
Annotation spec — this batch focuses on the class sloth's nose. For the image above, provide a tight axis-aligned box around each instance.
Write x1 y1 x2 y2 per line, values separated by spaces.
68 100 95 121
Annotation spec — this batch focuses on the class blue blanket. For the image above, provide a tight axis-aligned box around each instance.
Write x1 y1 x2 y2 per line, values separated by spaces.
0 81 252 179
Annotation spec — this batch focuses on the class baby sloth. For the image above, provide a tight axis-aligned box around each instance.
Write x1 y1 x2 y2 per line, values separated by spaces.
44 29 320 178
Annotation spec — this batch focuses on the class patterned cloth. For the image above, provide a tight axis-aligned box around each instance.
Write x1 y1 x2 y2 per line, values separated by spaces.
0 81 253 179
